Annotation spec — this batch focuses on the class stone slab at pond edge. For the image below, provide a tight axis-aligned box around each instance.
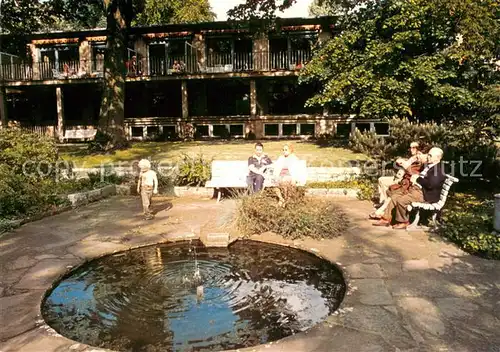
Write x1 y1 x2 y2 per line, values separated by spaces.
67 184 117 207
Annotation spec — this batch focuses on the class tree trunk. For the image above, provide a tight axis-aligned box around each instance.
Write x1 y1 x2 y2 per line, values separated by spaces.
98 0 129 150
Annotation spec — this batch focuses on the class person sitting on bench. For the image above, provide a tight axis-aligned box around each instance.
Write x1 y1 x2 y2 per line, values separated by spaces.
373 147 446 229
273 143 300 206
248 142 272 192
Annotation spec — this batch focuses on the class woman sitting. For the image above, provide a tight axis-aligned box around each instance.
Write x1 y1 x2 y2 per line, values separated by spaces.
273 143 300 206
369 152 427 220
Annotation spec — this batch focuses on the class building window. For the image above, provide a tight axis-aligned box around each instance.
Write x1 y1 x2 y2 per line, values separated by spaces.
375 123 389 135
229 124 244 136
162 125 177 137
131 126 143 137
336 123 350 137
213 124 229 137
147 126 159 137
264 124 279 136
356 123 371 133
91 43 105 73
195 125 209 137
299 123 315 136
282 123 297 136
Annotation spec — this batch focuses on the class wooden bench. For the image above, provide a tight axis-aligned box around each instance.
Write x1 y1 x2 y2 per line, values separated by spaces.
64 129 97 142
205 160 307 202
406 174 459 231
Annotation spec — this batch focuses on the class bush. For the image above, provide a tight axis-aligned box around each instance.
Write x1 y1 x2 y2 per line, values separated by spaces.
237 184 349 240
0 128 59 179
439 193 499 259
306 175 377 201
174 153 212 187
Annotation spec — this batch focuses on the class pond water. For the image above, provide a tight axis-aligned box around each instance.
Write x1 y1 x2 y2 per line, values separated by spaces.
42 240 346 352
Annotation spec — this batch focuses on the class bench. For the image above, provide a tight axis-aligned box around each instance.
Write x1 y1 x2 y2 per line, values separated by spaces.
406 174 459 231
205 160 307 202
64 129 97 142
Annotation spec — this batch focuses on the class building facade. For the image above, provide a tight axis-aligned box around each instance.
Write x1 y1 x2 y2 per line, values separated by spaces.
0 18 388 141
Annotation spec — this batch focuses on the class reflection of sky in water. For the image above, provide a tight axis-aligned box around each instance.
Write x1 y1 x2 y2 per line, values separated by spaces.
167 287 243 349
43 241 345 351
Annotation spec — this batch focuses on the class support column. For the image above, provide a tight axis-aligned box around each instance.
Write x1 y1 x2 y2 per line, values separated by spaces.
29 44 40 80
250 79 257 117
253 34 269 71
134 36 149 75
56 87 64 142
0 86 7 129
181 80 189 120
79 40 91 72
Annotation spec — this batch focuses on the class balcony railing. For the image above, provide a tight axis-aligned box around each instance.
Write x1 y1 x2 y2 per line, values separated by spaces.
0 51 312 82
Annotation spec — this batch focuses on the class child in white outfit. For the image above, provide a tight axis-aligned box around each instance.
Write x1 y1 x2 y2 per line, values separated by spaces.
137 159 158 219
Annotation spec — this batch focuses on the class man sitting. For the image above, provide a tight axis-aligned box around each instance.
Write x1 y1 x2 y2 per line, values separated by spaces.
373 147 446 229
248 142 272 193
377 141 422 207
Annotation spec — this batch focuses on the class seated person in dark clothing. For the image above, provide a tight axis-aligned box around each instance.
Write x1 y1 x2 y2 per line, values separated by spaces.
373 147 446 229
248 142 273 193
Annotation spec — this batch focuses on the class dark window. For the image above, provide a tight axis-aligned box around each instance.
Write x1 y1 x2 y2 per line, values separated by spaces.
283 123 297 136
264 124 279 136
230 124 244 136
336 124 351 137
195 125 209 137
300 123 315 135
147 126 159 137
374 123 389 135
356 123 371 133
213 124 229 137
131 127 143 137
162 125 176 136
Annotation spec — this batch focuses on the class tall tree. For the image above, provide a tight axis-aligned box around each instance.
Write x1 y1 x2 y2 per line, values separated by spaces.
135 0 215 25
299 0 500 122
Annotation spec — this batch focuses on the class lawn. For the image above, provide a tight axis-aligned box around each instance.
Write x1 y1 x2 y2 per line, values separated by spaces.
59 140 368 168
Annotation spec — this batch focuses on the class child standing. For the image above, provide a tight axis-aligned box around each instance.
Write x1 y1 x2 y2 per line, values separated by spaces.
137 159 158 220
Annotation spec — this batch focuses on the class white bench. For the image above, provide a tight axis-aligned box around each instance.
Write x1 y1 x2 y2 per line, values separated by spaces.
406 174 459 231
205 160 307 202
64 129 97 141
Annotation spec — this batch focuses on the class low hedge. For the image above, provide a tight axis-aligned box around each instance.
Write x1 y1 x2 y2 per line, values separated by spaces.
237 184 349 240
439 193 499 260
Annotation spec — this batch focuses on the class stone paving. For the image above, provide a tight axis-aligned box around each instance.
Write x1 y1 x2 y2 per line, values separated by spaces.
0 195 499 352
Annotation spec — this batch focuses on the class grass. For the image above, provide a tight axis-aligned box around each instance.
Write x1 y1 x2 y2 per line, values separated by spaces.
59 140 368 168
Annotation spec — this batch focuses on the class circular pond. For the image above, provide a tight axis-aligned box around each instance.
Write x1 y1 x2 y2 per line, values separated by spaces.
42 240 346 351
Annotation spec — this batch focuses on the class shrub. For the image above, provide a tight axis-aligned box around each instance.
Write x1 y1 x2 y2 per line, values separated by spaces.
306 175 377 201
0 128 59 179
439 193 499 259
174 153 212 187
237 184 349 240
87 166 126 188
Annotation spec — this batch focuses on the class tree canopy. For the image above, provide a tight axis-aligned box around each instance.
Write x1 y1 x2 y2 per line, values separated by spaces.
298 0 500 123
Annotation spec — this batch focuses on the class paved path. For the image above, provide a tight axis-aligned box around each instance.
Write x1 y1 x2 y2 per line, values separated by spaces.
0 196 498 352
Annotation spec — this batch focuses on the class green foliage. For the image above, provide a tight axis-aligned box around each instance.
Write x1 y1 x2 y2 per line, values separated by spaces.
300 0 500 123
174 153 212 187
134 0 215 25
150 160 174 193
349 129 394 161
306 177 376 201
0 128 59 179
439 193 499 259
87 167 126 188
237 184 349 240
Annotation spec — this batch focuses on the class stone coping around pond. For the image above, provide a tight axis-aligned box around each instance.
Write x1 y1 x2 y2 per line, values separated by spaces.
67 184 117 207
0 197 499 352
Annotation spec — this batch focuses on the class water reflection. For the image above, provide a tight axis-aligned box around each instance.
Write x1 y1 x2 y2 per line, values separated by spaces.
43 240 346 351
